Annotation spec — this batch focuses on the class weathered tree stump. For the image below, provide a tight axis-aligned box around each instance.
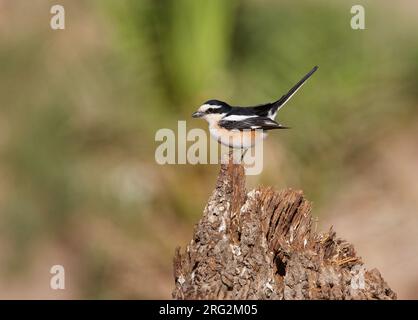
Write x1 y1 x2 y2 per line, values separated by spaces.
173 158 396 300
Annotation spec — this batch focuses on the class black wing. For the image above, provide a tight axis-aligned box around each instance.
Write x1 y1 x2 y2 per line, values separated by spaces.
227 104 274 118
218 117 289 131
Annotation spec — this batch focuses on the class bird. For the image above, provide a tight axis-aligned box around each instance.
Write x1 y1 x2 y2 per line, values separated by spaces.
192 66 318 149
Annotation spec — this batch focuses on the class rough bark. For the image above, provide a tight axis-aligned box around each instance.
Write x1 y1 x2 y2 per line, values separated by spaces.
172 157 396 300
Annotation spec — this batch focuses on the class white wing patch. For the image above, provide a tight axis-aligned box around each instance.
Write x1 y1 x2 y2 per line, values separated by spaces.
199 104 222 112
267 110 276 120
222 114 258 121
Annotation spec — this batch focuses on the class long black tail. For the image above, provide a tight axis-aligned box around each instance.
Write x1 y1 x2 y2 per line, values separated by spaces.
270 65 318 115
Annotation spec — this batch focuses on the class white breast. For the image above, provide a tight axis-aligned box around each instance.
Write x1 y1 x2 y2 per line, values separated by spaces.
209 127 267 149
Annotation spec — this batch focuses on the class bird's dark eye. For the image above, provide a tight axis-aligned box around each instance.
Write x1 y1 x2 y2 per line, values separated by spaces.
207 108 213 113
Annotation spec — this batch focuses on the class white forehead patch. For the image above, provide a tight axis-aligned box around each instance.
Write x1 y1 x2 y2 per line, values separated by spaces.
199 104 222 112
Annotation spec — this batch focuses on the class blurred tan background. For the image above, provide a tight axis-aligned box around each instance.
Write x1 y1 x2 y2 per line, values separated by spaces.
0 0 417 299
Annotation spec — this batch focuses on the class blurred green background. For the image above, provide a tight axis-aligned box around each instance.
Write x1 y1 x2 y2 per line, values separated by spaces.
0 0 417 299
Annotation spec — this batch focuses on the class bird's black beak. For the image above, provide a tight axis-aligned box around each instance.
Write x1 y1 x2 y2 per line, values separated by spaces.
192 111 204 118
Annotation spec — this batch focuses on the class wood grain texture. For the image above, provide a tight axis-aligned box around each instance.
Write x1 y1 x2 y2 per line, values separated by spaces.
172 156 396 300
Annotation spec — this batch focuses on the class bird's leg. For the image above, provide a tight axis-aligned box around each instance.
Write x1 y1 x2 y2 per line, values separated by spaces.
241 148 248 162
